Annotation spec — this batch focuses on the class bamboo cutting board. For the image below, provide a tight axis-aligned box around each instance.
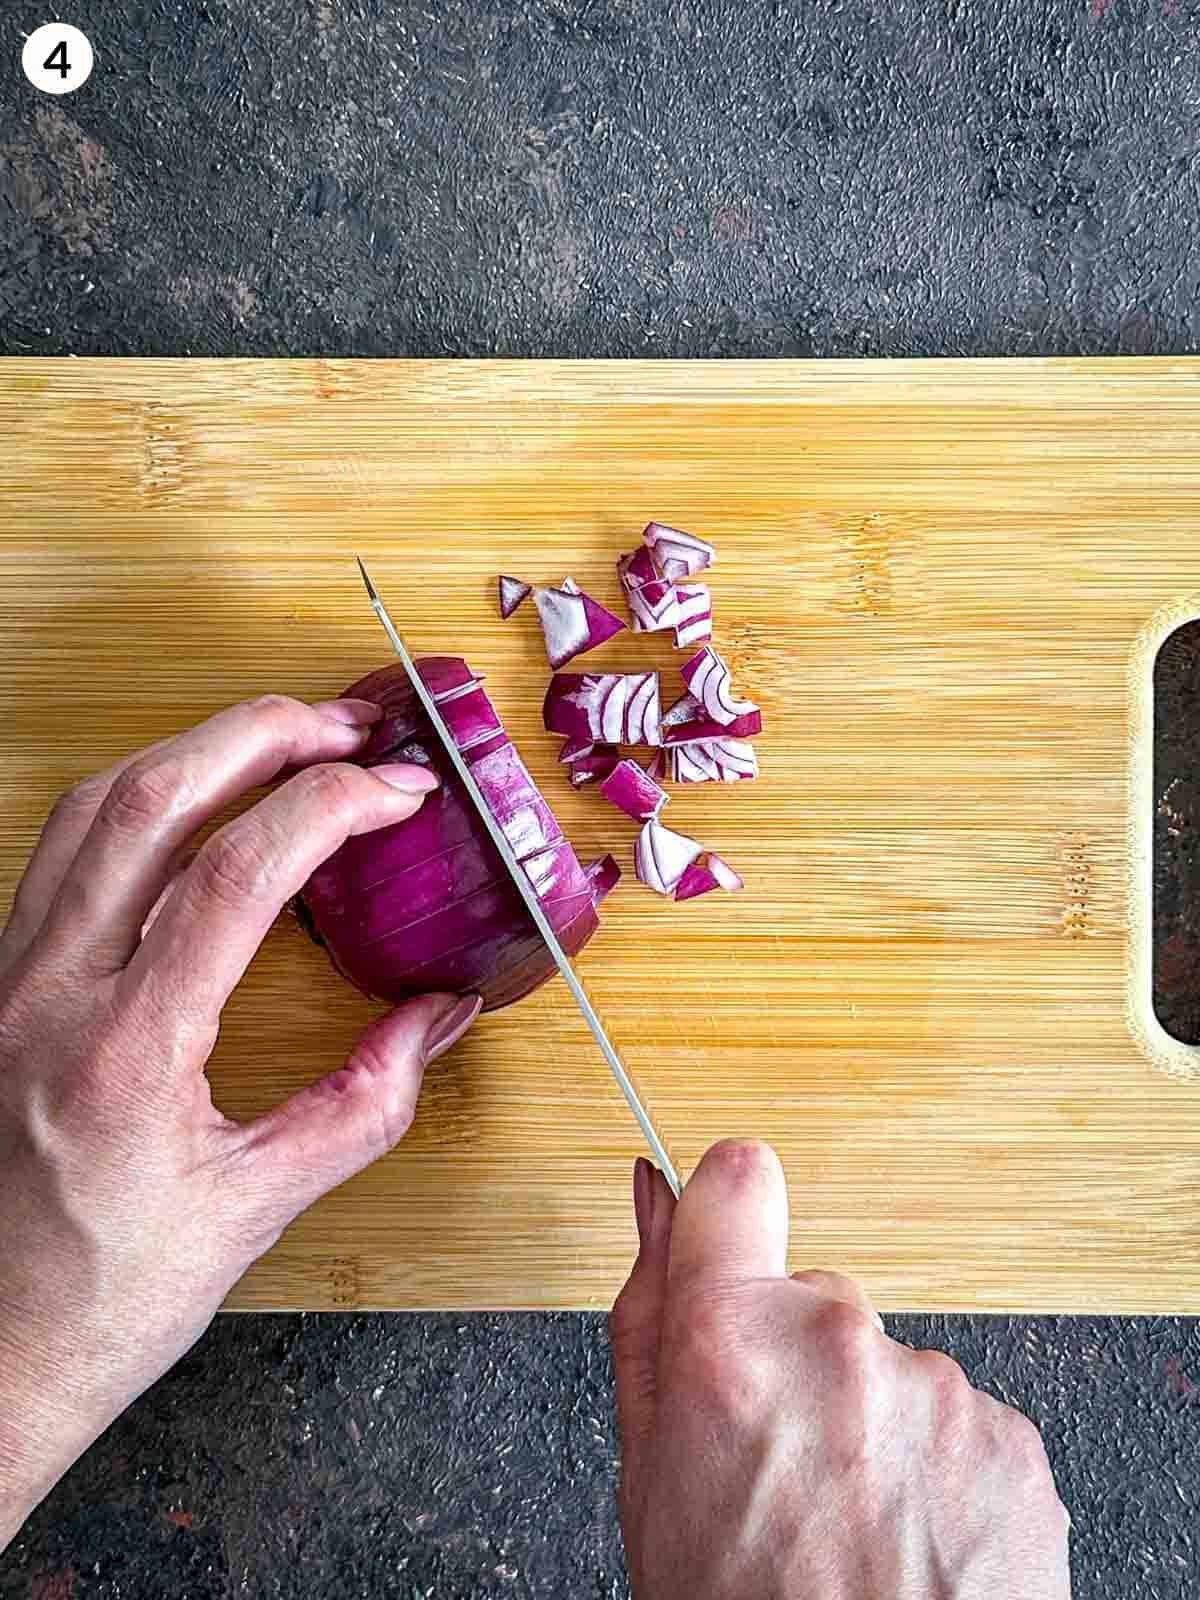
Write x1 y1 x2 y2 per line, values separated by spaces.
2 357 1199 1314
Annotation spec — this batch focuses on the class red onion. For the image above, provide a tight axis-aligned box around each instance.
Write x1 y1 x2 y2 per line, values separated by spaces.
534 580 626 669
598 758 668 821
585 853 622 903
642 521 715 583
675 852 744 900
680 645 758 726
558 733 596 763
646 747 668 783
544 671 661 746
669 738 758 783
498 575 532 619
634 818 703 894
618 552 679 633
673 584 713 648
298 658 602 1012
663 706 762 744
567 745 621 787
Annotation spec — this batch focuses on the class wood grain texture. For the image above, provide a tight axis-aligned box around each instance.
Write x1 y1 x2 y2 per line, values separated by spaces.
2 356 1199 1314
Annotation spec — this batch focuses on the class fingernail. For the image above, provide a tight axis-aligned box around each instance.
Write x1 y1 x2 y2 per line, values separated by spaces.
371 762 440 794
633 1157 653 1248
421 994 483 1065
317 698 383 726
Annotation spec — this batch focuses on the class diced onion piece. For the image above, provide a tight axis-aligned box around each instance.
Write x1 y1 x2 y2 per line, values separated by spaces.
708 852 745 891
663 707 762 745
618 553 679 633
642 522 716 583
680 645 758 726
568 745 621 787
544 671 661 746
498 575 532 619
558 734 595 764
535 582 626 670
585 853 622 904
646 747 669 783
673 584 713 648
671 738 758 783
598 758 669 822
674 852 744 900
634 818 703 895
661 691 702 730
616 546 658 590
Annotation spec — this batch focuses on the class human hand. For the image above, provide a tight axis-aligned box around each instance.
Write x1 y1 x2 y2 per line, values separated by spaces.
0 694 481 1549
611 1141 1071 1599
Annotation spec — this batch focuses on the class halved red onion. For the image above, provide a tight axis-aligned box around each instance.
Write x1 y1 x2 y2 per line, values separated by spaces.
673 584 713 648
498 575 532 619
568 745 621 787
662 706 762 745
544 671 661 746
642 522 716 583
634 818 703 895
298 659 600 1012
674 851 744 901
598 758 668 822
680 645 758 726
618 552 679 633
535 581 626 669
670 737 759 783
585 853 622 904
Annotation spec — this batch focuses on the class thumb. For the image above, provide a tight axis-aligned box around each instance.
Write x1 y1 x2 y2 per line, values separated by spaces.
236 991 482 1231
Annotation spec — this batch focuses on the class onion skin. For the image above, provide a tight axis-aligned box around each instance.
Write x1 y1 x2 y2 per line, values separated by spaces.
298 658 601 1012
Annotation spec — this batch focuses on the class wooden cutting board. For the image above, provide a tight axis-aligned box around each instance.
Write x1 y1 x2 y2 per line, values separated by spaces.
2 356 1199 1314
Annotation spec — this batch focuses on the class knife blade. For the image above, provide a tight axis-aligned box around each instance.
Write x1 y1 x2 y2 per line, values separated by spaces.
355 557 681 1198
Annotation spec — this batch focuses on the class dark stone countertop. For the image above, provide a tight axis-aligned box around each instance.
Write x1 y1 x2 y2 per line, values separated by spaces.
3 1 1200 1596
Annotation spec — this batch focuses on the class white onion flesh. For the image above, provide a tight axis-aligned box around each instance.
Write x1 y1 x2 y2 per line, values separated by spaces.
680 645 758 726
498 575 532 619
634 818 703 894
673 584 713 647
642 521 716 584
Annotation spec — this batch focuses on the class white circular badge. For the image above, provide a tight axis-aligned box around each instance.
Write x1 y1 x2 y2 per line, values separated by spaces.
22 23 94 95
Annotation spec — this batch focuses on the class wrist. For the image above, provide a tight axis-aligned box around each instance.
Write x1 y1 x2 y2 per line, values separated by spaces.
0 1321 115 1552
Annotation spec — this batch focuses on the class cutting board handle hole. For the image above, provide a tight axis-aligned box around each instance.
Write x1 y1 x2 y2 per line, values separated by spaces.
1148 618 1200 1048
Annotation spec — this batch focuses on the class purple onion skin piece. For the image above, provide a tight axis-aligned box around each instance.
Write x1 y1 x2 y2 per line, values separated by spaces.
298 658 600 1012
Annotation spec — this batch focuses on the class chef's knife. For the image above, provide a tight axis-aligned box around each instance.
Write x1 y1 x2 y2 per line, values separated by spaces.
355 557 682 1198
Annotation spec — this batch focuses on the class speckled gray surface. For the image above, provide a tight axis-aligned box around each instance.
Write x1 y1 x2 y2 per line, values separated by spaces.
3 1 1200 1596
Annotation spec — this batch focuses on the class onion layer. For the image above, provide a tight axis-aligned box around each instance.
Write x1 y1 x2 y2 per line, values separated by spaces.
642 522 716 583
673 584 713 648
675 852 744 900
680 645 758 726
544 671 661 746
669 738 759 783
298 659 600 1012
599 758 669 821
634 819 703 894
534 581 626 669
498 575 532 619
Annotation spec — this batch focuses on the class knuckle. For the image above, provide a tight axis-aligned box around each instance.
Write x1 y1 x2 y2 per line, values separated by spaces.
247 692 303 722
814 1297 883 1376
102 759 192 829
1005 1409 1053 1471
291 761 361 816
52 773 111 820
198 826 275 907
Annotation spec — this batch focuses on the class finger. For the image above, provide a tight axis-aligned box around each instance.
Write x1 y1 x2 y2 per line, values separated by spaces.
233 992 481 1232
610 1160 677 1476
0 737 175 973
791 1269 885 1332
667 1138 788 1292
123 759 438 1018
41 696 386 973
